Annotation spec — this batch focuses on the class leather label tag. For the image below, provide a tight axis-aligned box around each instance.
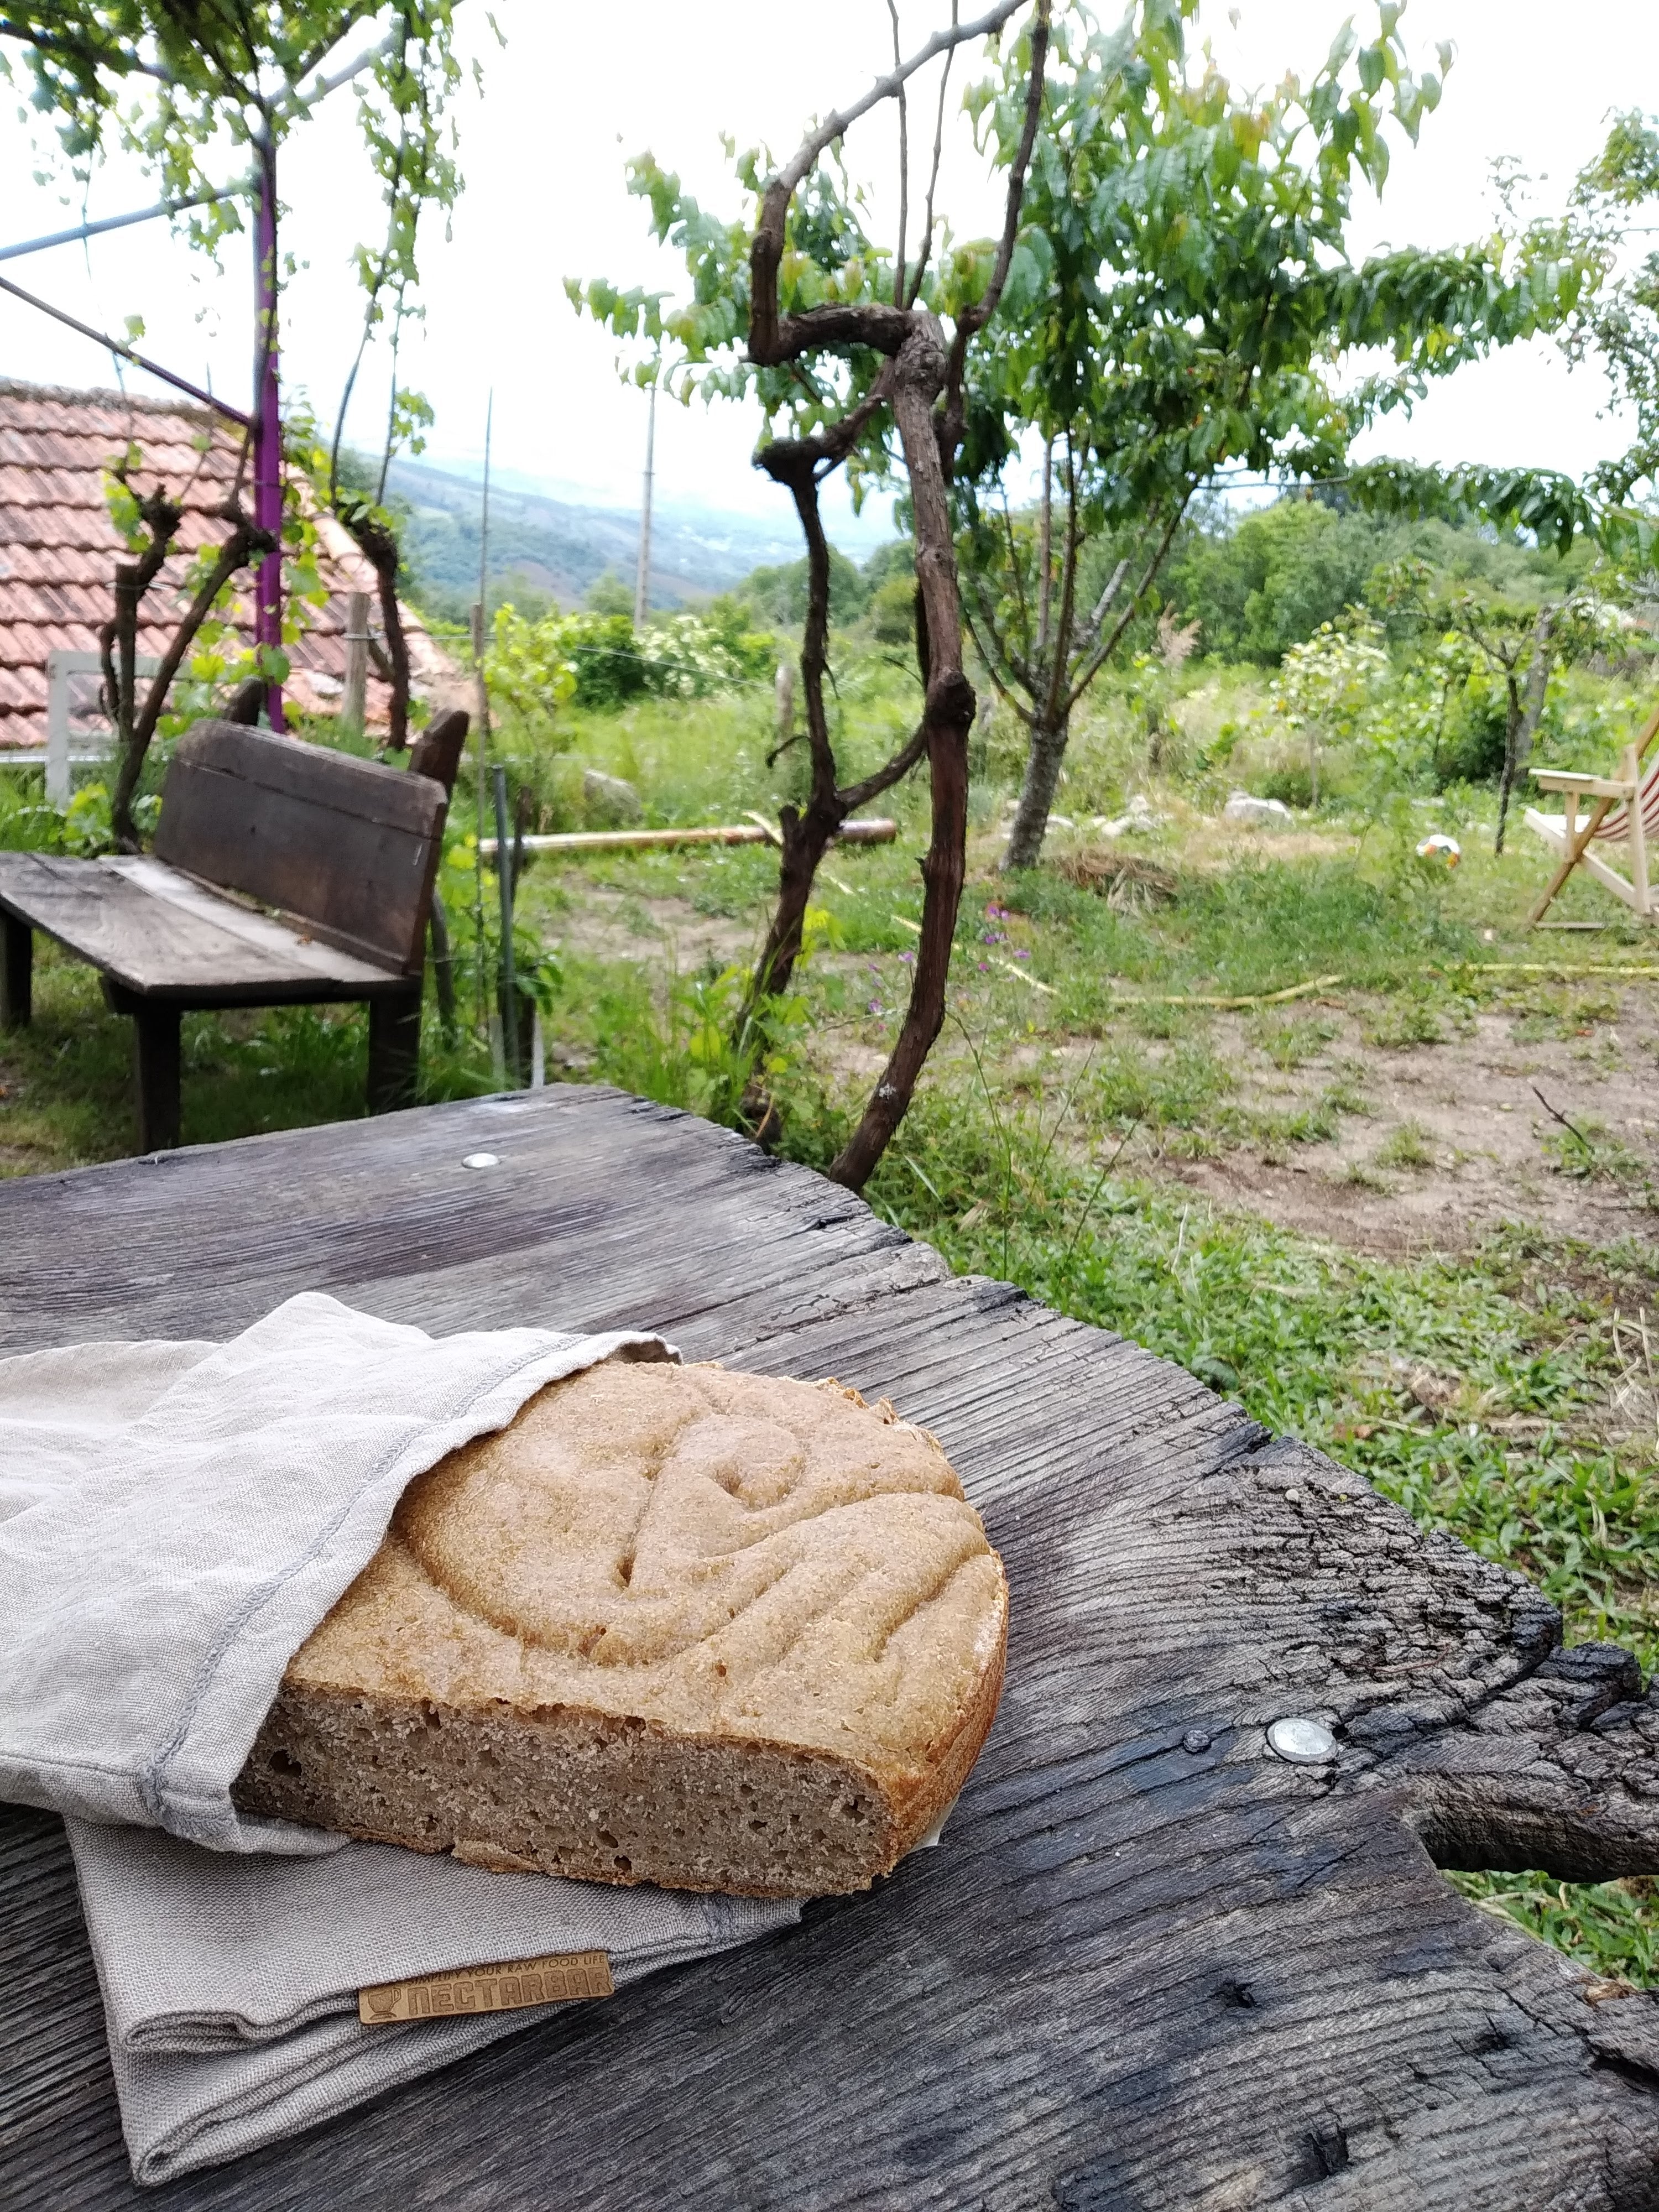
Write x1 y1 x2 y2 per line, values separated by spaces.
359 1948 614 2025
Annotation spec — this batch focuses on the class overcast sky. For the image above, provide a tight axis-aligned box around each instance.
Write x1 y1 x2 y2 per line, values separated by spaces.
1 0 1655 547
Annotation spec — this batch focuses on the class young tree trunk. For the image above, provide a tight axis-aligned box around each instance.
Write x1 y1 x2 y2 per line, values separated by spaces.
751 808 841 1003
104 486 267 852
830 320 975 1191
1495 607 1557 855
1003 708 1070 869
744 462 852 1014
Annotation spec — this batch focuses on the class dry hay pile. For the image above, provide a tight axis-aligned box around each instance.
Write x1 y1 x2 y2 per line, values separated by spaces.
1057 849 1179 914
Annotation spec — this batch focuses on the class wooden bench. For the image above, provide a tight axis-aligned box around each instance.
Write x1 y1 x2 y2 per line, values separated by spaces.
0 713 467 1151
2 1089 1656 2209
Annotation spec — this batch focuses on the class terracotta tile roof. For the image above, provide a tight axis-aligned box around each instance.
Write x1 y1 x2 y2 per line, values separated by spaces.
0 378 456 749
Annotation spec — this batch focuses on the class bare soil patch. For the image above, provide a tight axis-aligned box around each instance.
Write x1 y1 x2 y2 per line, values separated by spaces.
1165 992 1659 1258
544 881 759 973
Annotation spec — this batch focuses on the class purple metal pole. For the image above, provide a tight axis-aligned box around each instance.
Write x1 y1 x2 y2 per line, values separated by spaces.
253 137 284 730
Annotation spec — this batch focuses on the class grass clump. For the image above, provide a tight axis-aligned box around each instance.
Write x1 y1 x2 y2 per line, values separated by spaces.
1447 1871 1659 1989
1251 1011 1340 1068
1375 1119 1436 1170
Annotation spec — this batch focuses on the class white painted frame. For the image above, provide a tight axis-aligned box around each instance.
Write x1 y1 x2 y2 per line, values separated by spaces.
0 649 165 805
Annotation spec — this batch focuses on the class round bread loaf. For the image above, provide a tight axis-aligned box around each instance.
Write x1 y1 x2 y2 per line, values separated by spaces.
232 1359 1008 1897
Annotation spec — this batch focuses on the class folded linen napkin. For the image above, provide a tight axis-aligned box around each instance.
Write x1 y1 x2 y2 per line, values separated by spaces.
0 1295 800 2183
69 1817 797 2184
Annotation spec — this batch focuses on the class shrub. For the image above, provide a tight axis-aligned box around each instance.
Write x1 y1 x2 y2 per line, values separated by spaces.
486 604 775 725
869 573 915 643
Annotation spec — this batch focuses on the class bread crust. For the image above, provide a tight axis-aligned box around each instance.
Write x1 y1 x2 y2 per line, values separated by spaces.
234 1362 1008 1896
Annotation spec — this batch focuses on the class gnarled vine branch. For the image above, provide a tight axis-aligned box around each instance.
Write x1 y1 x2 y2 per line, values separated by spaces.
739 0 1051 1190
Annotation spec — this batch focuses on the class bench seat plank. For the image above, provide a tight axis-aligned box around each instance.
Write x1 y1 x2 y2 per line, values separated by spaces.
1 1089 1656 2211
0 851 404 1005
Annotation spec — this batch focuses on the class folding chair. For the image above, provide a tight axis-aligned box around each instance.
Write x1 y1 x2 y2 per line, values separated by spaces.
1524 696 1659 925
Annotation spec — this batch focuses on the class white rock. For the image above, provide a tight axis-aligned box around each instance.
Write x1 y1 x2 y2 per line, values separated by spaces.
583 768 643 826
1223 791 1294 828
1091 793 1166 838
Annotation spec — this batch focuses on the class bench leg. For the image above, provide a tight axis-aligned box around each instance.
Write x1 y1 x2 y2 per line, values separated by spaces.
132 1004 181 1153
1 915 30 1029
367 988 422 1114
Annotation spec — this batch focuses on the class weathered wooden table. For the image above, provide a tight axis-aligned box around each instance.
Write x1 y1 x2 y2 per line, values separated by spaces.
3 1086 1657 2210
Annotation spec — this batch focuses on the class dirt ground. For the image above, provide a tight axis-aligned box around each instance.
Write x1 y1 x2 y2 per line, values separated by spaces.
1162 993 1659 1259
545 880 759 972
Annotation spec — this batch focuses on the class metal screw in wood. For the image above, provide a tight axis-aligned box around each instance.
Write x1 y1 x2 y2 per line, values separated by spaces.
1266 1716 1337 1765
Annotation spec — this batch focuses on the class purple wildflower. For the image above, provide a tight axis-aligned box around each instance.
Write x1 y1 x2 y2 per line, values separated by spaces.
899 950 915 964
1013 948 1031 961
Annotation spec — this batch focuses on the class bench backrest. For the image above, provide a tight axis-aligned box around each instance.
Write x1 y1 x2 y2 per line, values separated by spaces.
153 721 448 974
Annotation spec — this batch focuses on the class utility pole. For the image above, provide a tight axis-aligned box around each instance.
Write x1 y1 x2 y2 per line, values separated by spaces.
472 387 494 820
633 375 656 630
471 390 495 1056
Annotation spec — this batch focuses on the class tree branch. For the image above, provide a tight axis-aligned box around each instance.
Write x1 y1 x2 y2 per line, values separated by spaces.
342 505 412 749
966 565 1037 695
330 23 413 504
0 19 175 86
838 721 931 811
1066 491 1191 716
964 602 1037 725
755 450 838 818
830 312 977 1190
888 0 910 309
755 364 896 480
748 0 1028 364
1072 554 1131 655
1041 430 1081 729
132 500 269 760
999 489 1032 657
940 0 1050 418
907 4 958 309
278 25 401 118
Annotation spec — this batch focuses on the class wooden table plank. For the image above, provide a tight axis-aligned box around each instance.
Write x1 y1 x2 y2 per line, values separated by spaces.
0 852 401 1003
2 1086 1656 2210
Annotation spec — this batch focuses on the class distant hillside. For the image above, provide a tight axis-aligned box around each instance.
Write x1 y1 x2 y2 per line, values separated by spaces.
385 456 888 620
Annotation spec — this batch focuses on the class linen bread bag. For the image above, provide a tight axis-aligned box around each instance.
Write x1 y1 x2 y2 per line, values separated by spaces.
233 1358 1009 1896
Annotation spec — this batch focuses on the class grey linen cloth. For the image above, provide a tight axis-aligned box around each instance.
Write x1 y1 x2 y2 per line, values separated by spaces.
0 1294 800 2183
0 1290 674 1850
67 1818 795 2185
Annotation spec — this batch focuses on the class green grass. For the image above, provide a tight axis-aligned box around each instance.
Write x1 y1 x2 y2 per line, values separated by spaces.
0 938 507 1173
493 656 936 844
0 948 374 1170
1446 1870 1659 1986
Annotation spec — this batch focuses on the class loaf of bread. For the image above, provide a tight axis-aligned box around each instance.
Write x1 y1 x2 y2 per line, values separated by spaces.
232 1360 1008 1897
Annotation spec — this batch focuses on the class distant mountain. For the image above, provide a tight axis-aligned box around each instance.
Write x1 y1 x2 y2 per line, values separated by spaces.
385 455 895 617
